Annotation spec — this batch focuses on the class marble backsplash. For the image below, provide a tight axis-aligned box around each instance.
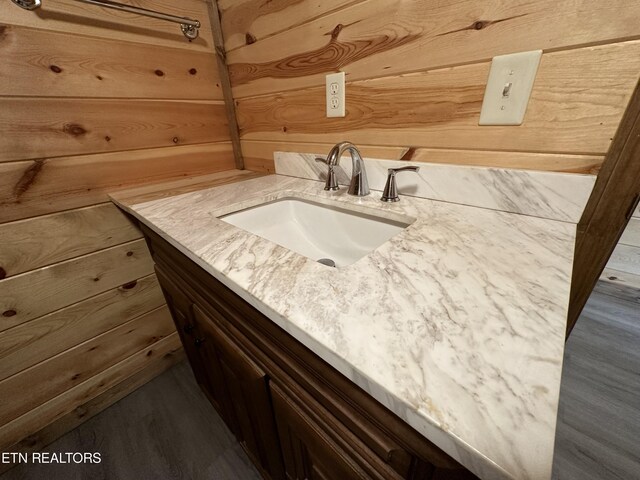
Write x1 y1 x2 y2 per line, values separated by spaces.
274 152 596 223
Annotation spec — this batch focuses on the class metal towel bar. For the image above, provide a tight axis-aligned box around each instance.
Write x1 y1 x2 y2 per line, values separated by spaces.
11 0 201 40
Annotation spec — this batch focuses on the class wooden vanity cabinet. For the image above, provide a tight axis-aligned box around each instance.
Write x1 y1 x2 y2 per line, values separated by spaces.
156 266 284 480
192 304 285 479
142 224 477 480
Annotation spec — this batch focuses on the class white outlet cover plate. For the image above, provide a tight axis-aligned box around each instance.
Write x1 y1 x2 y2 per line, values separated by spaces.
479 50 542 126
326 72 345 118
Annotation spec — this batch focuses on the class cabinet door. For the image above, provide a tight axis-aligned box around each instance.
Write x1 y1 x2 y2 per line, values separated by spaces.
154 266 229 419
154 266 208 390
194 305 284 480
271 382 389 480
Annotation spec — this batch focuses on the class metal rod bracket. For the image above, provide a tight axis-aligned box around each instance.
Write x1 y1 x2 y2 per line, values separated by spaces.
11 0 42 9
11 0 199 40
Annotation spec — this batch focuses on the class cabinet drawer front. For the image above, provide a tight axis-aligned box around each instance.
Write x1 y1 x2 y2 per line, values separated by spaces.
271 382 404 480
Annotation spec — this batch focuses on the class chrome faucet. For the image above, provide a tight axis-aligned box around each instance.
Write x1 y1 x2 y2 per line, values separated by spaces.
380 166 420 202
316 142 370 196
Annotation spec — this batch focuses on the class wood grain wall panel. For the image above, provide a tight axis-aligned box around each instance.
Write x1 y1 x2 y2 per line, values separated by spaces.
0 24 222 100
0 203 140 279
0 331 182 451
0 142 235 224
206 0 245 169
0 0 214 53
110 168 263 205
0 274 165 381
236 41 640 156
218 0 363 52
0 306 174 427
0 239 153 332
0 98 228 162
0 344 184 475
241 140 604 175
0 0 236 454
226 0 640 98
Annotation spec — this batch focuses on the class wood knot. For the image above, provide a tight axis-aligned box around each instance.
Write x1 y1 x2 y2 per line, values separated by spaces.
96 75 103 80
189 68 197 75
473 21 486 30
245 32 256 45
14 159 45 199
331 24 344 40
608 276 618 281
155 69 164 77
400 147 417 161
282 126 287 133
3 309 17 317
0 267 6 280
75 406 88 418
126 251 133 257
122 281 138 290
71 373 81 381
63 123 87 137
146 350 153 357
172 137 179 144
50 65 62 73
93 276 101 282
105 136 111 142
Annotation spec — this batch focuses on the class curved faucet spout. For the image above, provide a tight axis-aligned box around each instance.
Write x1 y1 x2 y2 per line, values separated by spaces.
326 142 370 196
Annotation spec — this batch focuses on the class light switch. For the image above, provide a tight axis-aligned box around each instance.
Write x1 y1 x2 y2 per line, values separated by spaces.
326 72 345 118
479 50 542 126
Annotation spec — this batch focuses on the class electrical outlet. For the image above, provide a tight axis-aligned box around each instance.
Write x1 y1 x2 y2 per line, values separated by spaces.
326 72 345 117
479 50 542 126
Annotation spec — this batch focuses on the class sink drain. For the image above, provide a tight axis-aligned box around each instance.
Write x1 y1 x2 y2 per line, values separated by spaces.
317 258 336 267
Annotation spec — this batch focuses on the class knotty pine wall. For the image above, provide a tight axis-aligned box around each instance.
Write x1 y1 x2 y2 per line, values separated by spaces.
218 0 640 174
0 0 233 454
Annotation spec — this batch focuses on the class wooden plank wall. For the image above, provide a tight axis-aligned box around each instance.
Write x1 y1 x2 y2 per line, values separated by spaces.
0 0 233 453
216 0 640 174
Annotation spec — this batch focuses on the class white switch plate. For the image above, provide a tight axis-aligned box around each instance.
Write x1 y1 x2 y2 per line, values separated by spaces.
479 50 542 126
326 72 345 118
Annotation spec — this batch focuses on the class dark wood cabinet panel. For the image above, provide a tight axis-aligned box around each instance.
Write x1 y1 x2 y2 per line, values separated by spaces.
154 266 210 397
193 305 284 480
145 224 477 480
271 381 403 480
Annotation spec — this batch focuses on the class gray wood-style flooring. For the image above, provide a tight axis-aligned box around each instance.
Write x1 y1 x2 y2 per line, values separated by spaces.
2 285 638 480
552 288 640 480
1 361 260 480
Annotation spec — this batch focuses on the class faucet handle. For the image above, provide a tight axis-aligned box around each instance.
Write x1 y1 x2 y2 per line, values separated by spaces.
315 157 339 191
381 166 420 202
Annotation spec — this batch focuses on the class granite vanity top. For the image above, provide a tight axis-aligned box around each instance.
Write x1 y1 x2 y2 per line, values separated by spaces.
111 174 577 480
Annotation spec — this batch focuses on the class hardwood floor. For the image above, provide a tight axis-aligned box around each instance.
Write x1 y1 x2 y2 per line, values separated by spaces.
1 282 638 480
0 361 260 480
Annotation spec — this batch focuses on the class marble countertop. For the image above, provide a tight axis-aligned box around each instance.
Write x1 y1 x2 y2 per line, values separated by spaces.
112 174 575 480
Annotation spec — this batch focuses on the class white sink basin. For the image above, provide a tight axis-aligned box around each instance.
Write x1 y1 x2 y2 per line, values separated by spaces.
219 197 411 267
